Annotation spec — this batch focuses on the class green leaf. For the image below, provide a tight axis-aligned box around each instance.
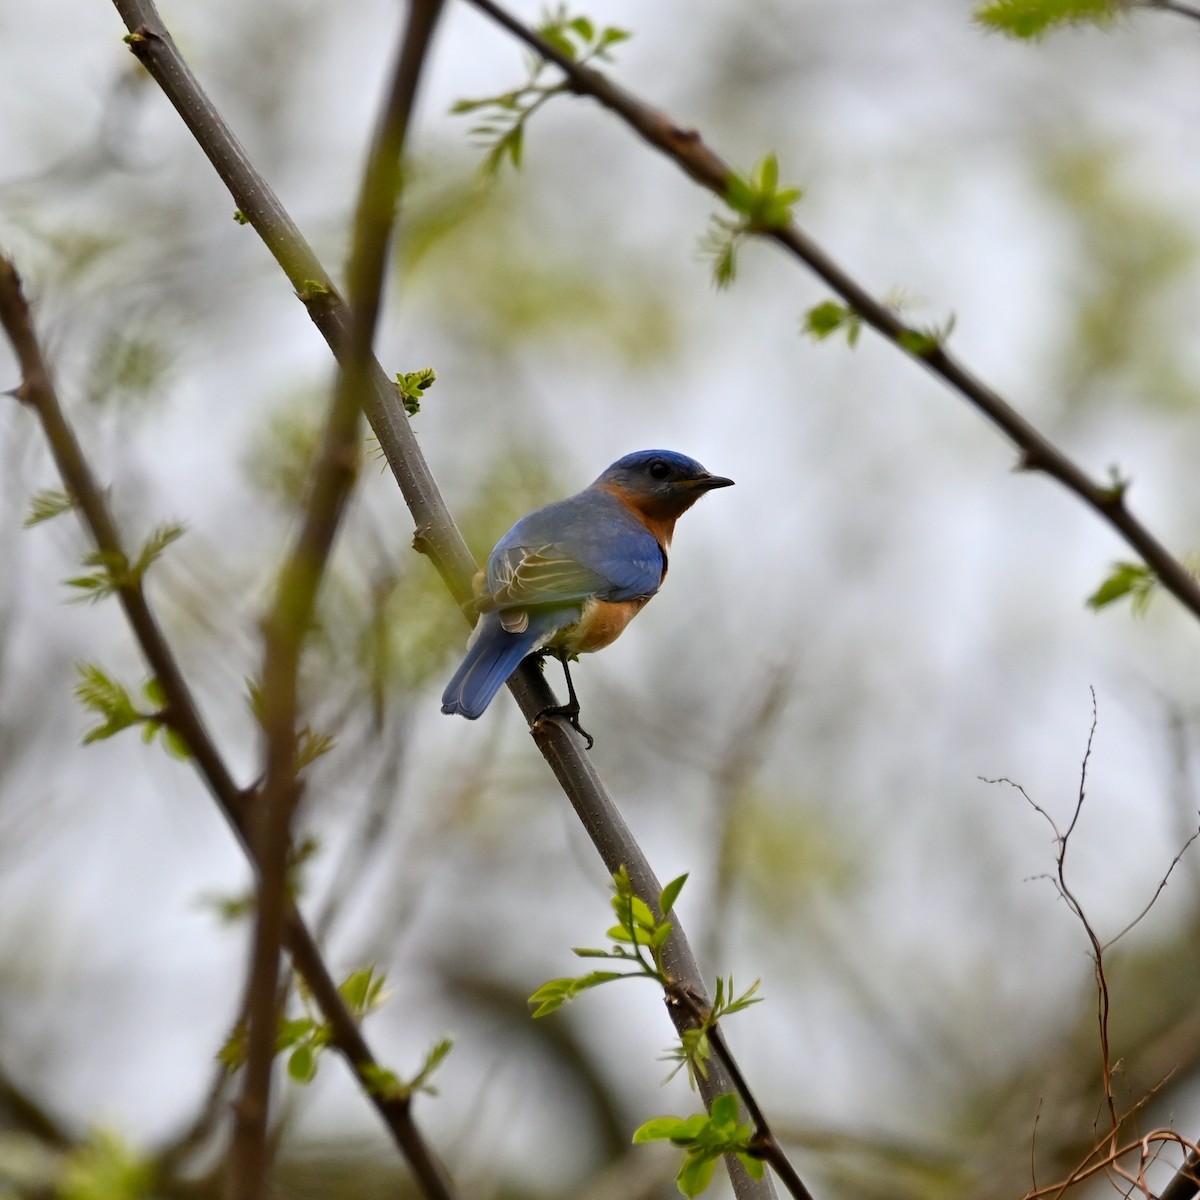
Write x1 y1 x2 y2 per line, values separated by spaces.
338 966 387 1016
897 328 939 357
754 153 778 195
131 522 186 582
650 920 674 949
60 1129 155 1200
709 1093 740 1127
287 1042 317 1083
975 0 1119 39
360 1063 405 1100
598 26 632 50
606 922 653 945
658 872 688 917
633 1112 710 1144
634 1094 757 1194
233 209 250 225
724 175 756 216
540 25 577 58
897 313 956 358
529 970 625 1016
64 548 128 603
728 155 803 229
74 664 140 744
803 300 862 347
633 1116 689 1143
395 367 437 416
24 487 77 527
162 727 192 760
708 235 739 289
406 1036 454 1096
295 725 335 771
718 976 763 1018
276 1017 315 1051
528 978 575 1017
217 1024 247 1070
677 1153 718 1197
737 1153 766 1180
1086 560 1157 614
628 894 656 929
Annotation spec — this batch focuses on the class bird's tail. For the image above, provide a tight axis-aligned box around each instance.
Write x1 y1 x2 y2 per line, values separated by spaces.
441 610 559 719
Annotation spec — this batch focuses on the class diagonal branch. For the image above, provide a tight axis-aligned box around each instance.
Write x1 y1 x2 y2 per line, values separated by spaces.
1144 0 1200 24
230 3 447 1197
462 0 1200 628
104 4 779 1197
0 256 456 1200
114 0 476 606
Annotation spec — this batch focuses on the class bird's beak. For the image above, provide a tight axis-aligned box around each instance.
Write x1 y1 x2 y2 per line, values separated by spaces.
695 473 734 490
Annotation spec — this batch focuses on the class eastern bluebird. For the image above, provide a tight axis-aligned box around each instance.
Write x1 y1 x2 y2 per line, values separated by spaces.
441 449 734 745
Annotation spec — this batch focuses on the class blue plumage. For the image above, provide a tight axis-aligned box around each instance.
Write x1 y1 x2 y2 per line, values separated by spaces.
441 450 733 734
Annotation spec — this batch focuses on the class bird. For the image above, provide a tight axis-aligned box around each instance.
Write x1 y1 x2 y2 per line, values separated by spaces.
441 449 734 746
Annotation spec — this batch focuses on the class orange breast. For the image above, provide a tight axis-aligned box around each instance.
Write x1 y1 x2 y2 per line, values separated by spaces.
552 596 652 655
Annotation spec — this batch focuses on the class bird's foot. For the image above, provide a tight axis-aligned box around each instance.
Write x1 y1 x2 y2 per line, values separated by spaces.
532 703 594 750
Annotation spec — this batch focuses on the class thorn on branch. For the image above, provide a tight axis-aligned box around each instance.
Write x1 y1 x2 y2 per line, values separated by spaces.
410 525 434 556
666 125 702 149
1015 447 1050 473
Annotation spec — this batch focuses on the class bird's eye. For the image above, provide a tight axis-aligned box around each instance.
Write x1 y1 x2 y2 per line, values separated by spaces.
648 460 670 480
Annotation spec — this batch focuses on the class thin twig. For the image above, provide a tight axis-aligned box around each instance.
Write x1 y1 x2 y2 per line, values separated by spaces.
0 257 457 1200
986 694 1121 1137
1143 0 1200 24
462 0 1200 629
229 3 446 1196
984 692 1200 1200
103 6 778 1197
1102 822 1200 951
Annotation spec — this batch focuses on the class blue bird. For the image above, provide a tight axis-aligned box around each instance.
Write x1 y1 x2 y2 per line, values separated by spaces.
441 449 734 745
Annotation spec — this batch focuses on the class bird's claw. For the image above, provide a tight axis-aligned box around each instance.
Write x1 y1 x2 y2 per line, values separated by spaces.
532 703 595 750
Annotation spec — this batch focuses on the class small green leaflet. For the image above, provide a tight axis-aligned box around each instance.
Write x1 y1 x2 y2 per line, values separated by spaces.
975 0 1119 39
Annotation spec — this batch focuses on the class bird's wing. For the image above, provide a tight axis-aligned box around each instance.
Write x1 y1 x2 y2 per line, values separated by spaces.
481 493 667 611
482 544 611 610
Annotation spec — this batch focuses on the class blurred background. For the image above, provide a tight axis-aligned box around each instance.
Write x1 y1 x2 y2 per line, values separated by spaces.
1 0 1200 1197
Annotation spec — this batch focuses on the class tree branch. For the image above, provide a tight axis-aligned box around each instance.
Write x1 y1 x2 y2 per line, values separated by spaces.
0 256 457 1200
230 3 446 1196
462 0 1200 629
113 0 477 605
1144 0 1200 24
103 4 778 1195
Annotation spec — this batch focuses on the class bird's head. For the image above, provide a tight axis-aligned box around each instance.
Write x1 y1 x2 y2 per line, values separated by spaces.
595 450 734 521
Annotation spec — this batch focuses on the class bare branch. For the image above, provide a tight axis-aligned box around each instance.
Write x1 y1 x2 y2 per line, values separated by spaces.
101 6 781 1197
229 3 446 1196
1142 0 1200 24
462 0 1200 630
986 693 1200 1200
992 694 1120 1137
1102 822 1200 951
0 257 456 1200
